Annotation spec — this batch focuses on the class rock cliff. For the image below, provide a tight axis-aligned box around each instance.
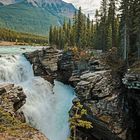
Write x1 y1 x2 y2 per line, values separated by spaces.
24 47 75 83
0 84 48 140
70 70 127 140
24 47 62 83
24 47 140 140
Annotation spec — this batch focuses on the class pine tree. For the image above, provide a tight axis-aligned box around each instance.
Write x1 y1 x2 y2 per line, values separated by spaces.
108 0 117 48
94 9 101 50
100 0 108 51
49 25 53 45
69 102 93 140
76 7 83 47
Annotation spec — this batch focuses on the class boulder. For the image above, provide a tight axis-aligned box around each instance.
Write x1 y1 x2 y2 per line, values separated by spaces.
0 84 48 140
24 47 61 83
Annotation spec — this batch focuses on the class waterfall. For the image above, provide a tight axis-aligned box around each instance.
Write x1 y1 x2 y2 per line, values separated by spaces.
0 54 75 140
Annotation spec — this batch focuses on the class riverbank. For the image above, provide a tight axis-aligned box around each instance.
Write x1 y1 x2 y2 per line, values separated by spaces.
0 41 48 46
0 41 28 46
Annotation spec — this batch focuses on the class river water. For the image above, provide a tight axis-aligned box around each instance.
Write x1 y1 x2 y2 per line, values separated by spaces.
0 46 75 140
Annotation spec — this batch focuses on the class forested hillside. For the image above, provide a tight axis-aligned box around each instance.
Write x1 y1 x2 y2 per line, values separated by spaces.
0 0 76 35
49 0 140 64
0 28 48 45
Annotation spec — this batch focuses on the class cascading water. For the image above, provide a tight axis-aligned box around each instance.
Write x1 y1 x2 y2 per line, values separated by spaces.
0 54 75 140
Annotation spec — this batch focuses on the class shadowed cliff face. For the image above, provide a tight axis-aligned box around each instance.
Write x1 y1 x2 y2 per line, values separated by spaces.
24 47 75 84
125 89 140 140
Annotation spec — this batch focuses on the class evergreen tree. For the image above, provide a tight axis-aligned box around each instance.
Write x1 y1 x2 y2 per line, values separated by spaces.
76 7 83 47
48 0 140 65
49 25 53 45
100 0 108 51
108 0 117 48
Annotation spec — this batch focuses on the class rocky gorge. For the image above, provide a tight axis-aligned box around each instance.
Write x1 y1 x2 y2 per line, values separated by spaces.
0 46 140 140
24 47 140 140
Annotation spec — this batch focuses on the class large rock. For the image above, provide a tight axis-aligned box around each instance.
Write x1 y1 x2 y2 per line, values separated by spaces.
0 84 48 140
57 51 74 83
24 47 61 83
69 70 127 140
24 48 75 83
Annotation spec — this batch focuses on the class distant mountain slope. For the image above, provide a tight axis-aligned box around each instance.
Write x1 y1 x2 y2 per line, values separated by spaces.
0 0 76 35
0 0 24 5
64 0 101 19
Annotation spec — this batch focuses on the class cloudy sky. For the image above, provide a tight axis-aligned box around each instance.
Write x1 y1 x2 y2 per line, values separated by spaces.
63 0 101 19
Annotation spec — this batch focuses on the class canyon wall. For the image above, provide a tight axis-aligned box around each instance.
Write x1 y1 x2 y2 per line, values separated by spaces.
24 47 140 140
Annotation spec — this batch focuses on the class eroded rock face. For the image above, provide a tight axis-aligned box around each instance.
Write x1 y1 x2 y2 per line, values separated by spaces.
0 84 26 122
24 48 76 84
70 70 127 140
0 84 48 140
24 47 61 83
57 51 74 83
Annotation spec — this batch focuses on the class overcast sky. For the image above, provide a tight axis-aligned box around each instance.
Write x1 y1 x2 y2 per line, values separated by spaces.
63 0 101 19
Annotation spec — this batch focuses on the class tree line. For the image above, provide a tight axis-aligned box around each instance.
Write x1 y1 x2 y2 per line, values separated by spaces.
0 28 48 45
49 7 94 49
49 0 140 63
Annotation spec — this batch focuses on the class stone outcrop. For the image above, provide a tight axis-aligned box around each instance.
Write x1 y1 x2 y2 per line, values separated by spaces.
24 47 62 83
0 84 48 140
24 47 77 84
70 70 126 140
57 51 75 83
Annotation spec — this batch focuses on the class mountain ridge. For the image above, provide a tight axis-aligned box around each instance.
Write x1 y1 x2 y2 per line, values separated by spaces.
0 0 76 35
0 0 23 5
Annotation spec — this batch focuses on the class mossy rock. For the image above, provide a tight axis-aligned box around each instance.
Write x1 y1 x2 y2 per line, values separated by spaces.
0 107 47 140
